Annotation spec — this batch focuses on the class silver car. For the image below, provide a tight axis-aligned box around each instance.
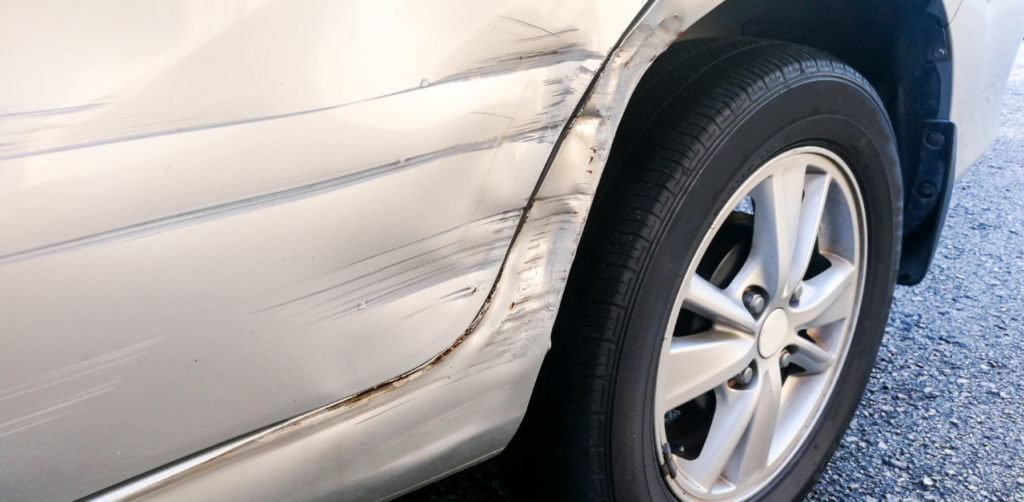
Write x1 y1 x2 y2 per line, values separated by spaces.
3 0 1022 501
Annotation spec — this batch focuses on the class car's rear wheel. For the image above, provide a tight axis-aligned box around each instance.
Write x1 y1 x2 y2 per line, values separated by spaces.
502 39 902 502
656 144 866 501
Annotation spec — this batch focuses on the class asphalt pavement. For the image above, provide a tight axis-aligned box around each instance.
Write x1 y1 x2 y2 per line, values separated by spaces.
399 44 1024 502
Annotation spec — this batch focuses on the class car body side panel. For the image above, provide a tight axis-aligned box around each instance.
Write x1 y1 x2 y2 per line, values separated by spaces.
947 0 1024 179
0 1 639 501
78 2 737 501
5 0 1019 500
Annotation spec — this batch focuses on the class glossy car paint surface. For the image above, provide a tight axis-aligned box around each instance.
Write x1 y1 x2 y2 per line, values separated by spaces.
0 1 638 500
1 0 1021 501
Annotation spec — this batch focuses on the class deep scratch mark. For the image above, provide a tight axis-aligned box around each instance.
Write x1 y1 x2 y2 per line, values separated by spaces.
468 195 590 370
2 44 597 161
431 43 603 87
513 29 580 43
400 286 479 320
440 287 477 302
308 246 504 323
496 15 555 35
264 242 465 312
259 211 521 323
472 111 515 120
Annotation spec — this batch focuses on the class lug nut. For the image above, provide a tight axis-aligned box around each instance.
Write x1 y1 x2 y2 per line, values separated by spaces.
743 290 766 316
790 284 803 304
731 366 754 386
780 350 792 368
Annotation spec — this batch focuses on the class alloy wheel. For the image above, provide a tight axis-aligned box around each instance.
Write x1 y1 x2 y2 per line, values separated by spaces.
655 146 867 501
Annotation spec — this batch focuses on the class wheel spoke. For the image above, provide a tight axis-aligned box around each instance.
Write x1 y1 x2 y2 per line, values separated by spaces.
657 330 756 414
726 364 784 486
789 256 856 329
787 173 831 289
685 276 758 333
784 333 835 374
658 150 865 499
680 384 760 491
723 254 768 300
749 162 807 299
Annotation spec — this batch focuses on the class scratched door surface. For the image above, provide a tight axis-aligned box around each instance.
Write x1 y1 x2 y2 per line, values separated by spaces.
0 1 638 500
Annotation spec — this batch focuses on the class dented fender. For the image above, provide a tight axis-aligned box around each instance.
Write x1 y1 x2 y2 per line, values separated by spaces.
74 1 737 501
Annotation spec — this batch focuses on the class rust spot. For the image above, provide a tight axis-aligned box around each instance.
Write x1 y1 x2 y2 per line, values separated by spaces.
325 331 468 412
86 321 478 498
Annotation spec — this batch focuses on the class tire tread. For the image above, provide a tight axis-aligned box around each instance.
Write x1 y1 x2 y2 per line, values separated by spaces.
502 39 887 501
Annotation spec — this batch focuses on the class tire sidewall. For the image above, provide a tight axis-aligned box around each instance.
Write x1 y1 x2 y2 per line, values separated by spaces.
609 76 901 502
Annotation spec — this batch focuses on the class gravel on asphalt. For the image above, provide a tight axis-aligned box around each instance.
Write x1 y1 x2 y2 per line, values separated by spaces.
803 42 1024 502
399 44 1024 502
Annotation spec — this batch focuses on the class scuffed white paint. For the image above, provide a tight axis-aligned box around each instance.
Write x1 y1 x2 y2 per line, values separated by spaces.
0 2 637 501
77 4 738 502
7 0 1018 500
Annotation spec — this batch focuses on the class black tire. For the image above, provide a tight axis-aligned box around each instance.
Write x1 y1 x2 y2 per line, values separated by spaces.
501 39 902 501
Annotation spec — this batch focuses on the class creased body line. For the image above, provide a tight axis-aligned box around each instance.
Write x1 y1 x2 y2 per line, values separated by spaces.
1 43 598 161
0 124 556 266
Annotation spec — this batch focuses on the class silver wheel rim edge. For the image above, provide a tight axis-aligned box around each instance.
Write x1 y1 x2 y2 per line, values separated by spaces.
654 146 868 502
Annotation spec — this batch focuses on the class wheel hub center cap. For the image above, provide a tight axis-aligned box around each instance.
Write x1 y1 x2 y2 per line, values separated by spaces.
758 308 789 358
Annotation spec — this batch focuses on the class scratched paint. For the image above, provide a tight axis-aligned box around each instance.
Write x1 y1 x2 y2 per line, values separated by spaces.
0 42 599 162
0 4 627 498
0 337 162 403
257 211 521 322
474 196 589 367
0 338 163 439
45 1 1019 501
0 382 118 440
0 131 544 265
71 4 728 502
451 15 699 384
1 1 651 501
0 74 586 263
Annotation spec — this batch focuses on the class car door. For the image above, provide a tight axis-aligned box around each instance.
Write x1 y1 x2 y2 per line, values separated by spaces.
0 1 638 500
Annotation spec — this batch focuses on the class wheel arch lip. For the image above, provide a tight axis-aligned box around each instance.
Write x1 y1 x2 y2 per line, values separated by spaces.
507 31 901 501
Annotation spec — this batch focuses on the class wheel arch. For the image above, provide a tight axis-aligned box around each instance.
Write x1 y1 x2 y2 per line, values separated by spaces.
580 0 957 286
504 11 907 499
669 0 954 285
505 1 955 478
